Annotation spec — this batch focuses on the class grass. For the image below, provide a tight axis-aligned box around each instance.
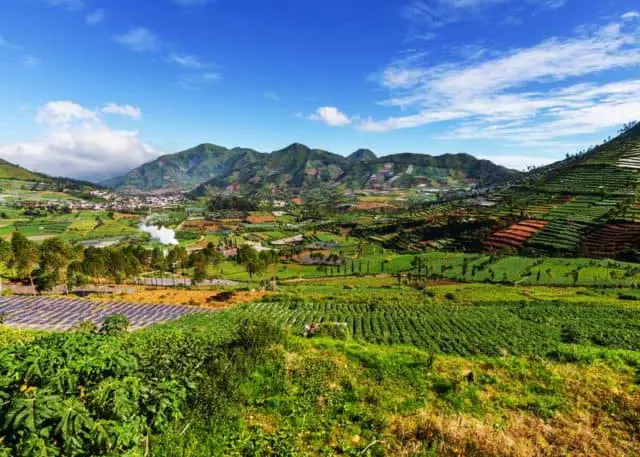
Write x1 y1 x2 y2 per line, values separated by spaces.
152 332 640 456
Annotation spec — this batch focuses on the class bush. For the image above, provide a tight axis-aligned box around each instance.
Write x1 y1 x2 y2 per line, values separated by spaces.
560 324 584 344
444 292 457 301
617 293 639 301
100 314 130 335
72 320 98 333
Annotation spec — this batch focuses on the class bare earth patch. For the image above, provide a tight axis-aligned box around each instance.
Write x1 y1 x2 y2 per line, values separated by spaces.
99 287 270 308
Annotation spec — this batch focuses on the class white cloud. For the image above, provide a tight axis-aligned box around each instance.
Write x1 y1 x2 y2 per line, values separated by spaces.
308 107 352 127
85 9 105 25
114 27 161 53
0 101 156 181
102 103 142 120
361 17 640 145
621 11 640 21
36 101 99 126
479 154 557 170
168 52 205 69
43 0 85 11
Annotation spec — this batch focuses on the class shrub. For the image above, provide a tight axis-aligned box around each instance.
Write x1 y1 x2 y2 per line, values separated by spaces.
100 314 130 335
560 324 584 344
72 320 98 333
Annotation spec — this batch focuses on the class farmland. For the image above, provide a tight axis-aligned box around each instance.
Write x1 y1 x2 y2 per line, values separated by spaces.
0 296 213 330
1 125 640 456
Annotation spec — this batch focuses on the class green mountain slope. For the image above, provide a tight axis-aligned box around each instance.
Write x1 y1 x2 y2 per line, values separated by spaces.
0 158 44 181
477 121 640 257
105 142 519 194
0 157 100 193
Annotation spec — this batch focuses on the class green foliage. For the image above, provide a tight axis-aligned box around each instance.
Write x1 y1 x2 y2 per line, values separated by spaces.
0 333 185 456
0 313 286 457
100 314 130 335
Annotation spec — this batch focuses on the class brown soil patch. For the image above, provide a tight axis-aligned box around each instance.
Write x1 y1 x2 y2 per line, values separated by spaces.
97 288 270 308
246 215 277 224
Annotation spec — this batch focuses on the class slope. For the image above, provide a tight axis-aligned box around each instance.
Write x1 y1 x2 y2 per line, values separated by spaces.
105 142 518 194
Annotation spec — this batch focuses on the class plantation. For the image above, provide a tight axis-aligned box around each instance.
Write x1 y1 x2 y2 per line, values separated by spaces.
244 295 640 355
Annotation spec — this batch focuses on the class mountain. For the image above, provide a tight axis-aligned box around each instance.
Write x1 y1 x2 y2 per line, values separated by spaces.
477 121 640 257
348 149 376 162
0 157 101 192
104 142 519 195
0 158 44 181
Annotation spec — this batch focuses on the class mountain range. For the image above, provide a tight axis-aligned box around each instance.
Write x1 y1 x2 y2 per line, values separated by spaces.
101 143 519 195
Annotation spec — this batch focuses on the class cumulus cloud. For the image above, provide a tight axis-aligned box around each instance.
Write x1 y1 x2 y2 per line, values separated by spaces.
360 16 640 146
36 101 99 126
168 52 205 69
308 106 352 127
102 103 142 120
0 101 158 181
85 9 105 25
621 11 640 21
114 27 161 53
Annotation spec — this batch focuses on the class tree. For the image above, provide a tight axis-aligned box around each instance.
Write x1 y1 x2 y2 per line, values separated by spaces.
82 246 107 285
0 238 13 295
237 245 266 279
151 247 168 272
203 242 223 267
167 246 188 274
10 232 38 295
191 263 208 285
39 237 74 293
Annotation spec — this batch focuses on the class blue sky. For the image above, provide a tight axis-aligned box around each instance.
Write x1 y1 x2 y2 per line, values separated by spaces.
0 0 639 180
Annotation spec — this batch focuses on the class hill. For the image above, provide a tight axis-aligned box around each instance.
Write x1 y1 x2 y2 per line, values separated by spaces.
104 142 518 194
0 158 44 181
0 156 101 193
360 121 640 259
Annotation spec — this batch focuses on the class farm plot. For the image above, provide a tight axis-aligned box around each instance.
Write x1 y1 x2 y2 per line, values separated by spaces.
526 196 627 252
483 219 547 251
0 296 214 330
14 220 70 237
541 164 639 195
244 299 640 355
581 223 640 258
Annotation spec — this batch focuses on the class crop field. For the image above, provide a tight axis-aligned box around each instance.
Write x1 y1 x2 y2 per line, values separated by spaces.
244 297 640 355
0 296 214 330
483 219 547 250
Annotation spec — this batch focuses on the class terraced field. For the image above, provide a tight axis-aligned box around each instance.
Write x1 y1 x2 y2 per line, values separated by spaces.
541 164 638 195
582 223 640 258
0 296 214 330
526 196 628 252
483 219 547 251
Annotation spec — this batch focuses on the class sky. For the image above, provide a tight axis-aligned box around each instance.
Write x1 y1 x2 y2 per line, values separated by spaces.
0 0 639 181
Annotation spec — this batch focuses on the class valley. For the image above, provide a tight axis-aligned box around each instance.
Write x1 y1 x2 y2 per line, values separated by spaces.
0 124 639 456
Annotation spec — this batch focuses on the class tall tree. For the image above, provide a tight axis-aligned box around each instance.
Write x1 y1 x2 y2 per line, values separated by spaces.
39 238 74 293
10 232 38 295
0 239 13 295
